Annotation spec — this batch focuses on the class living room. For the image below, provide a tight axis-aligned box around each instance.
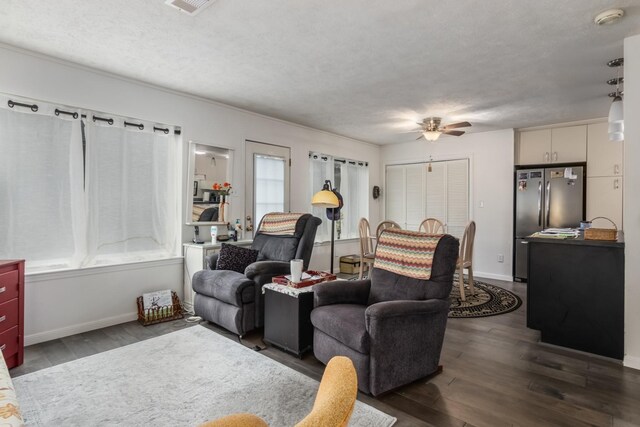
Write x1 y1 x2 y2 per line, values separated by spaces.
1 1 640 426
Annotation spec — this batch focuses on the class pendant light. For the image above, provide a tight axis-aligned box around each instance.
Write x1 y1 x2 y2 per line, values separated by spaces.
607 58 624 142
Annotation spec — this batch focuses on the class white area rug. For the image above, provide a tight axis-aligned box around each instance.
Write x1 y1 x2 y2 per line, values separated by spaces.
13 326 396 427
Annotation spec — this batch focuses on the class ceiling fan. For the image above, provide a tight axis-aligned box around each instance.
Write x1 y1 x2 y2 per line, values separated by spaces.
414 117 471 141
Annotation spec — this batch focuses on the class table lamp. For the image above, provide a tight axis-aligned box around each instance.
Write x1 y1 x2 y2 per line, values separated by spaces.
311 180 342 273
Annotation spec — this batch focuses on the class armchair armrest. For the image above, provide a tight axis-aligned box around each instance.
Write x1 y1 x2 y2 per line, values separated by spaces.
244 261 292 288
314 279 371 308
244 261 290 279
364 299 451 396
365 299 449 321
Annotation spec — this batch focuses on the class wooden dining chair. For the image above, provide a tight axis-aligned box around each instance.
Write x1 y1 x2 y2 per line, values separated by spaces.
357 218 376 279
419 218 445 234
456 221 476 301
376 220 401 238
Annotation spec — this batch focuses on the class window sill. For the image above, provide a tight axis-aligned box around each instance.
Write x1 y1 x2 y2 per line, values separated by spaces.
25 256 183 282
314 238 360 247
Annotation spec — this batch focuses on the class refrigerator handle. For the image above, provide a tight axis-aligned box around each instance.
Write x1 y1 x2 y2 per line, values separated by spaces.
545 181 551 228
537 181 542 226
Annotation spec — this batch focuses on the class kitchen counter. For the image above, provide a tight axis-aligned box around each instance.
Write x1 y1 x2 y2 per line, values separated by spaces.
524 231 624 247
526 232 624 359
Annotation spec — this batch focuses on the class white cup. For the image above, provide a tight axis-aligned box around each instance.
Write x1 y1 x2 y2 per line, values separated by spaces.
290 259 304 283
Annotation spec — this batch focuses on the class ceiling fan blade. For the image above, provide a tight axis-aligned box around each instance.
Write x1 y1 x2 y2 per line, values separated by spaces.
443 121 472 130
416 135 425 140
444 130 465 136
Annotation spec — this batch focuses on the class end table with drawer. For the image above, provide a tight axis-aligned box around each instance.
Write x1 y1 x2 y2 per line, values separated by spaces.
0 260 24 369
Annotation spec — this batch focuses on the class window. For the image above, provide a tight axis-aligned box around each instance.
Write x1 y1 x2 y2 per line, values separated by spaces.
253 154 286 227
385 159 469 239
309 152 369 242
0 94 180 272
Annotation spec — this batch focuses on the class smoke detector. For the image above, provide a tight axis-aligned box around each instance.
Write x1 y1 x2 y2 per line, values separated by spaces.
165 0 216 16
594 9 624 25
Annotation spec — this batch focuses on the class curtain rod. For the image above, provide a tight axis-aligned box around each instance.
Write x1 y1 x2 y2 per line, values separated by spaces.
79 114 181 134
8 100 38 112
7 98 180 134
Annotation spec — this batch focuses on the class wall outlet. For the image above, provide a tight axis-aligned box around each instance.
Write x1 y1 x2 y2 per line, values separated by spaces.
497 254 504 263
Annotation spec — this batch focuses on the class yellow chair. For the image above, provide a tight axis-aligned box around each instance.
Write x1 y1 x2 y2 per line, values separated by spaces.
296 356 358 427
200 414 268 427
199 356 358 427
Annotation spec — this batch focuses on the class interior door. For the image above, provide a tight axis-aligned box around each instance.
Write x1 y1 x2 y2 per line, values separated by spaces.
245 141 290 238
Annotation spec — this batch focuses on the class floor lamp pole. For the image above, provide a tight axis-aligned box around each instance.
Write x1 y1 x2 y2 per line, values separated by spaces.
330 208 335 273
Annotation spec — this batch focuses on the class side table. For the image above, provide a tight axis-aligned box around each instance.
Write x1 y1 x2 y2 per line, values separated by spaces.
263 283 315 358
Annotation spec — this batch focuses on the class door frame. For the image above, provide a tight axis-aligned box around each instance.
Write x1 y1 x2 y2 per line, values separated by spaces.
245 140 291 238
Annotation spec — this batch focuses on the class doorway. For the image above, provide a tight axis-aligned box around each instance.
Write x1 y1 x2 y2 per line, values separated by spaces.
245 141 291 238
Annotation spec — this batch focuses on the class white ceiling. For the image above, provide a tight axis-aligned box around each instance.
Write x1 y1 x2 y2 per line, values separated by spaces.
1 1 639 144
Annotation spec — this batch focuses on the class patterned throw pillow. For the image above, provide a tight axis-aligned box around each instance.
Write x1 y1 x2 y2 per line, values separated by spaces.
216 243 259 274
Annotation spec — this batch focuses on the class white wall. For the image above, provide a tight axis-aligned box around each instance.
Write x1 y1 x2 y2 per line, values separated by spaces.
623 34 640 370
0 44 381 344
380 129 515 281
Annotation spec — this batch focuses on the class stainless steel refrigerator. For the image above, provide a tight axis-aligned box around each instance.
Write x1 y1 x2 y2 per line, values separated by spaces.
514 165 585 281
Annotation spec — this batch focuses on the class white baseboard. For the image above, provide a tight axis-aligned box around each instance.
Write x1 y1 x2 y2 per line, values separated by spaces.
25 312 138 346
624 355 640 371
472 271 513 282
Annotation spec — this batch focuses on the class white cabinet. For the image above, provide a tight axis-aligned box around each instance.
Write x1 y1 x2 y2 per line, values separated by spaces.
551 126 587 163
587 177 623 229
587 122 623 178
183 240 253 314
519 129 551 165
517 126 587 165
585 122 624 229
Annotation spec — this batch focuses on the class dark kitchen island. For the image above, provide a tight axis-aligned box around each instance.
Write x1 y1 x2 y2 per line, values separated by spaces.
526 232 624 359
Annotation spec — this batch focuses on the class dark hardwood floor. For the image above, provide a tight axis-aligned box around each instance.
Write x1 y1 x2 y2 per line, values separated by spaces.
11 278 640 427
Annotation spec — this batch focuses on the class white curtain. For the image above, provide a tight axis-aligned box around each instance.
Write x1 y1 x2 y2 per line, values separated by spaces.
254 154 285 226
83 116 180 266
310 153 369 242
0 95 85 272
338 161 369 240
309 153 333 242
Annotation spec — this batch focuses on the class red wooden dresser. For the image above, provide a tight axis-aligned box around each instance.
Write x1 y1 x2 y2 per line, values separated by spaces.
0 260 24 369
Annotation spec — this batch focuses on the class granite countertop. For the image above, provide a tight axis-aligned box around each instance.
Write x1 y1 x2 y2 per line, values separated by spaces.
525 231 624 247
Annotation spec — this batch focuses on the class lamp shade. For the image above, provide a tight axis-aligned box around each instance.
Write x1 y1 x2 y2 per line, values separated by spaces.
312 189 340 208
608 96 623 124
423 131 442 142
609 132 624 142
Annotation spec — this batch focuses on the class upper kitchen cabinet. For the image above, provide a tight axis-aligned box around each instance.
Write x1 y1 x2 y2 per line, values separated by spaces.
587 122 623 178
551 126 587 163
518 129 551 165
517 125 587 165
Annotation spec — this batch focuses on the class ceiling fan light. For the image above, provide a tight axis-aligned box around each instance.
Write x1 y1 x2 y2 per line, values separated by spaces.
608 96 623 124
423 130 442 141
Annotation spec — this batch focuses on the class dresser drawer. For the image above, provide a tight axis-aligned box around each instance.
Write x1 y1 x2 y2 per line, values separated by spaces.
0 326 19 361
0 299 18 334
0 270 19 304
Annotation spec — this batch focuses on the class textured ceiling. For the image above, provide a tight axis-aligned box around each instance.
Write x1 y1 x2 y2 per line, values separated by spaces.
0 1 639 144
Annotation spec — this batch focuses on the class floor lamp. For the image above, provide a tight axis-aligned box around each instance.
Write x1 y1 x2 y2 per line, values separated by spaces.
311 180 342 273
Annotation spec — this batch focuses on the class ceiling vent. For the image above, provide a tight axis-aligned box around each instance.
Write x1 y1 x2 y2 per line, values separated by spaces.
165 0 216 16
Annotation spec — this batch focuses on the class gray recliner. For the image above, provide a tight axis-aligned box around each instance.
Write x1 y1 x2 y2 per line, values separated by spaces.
192 213 322 336
311 229 459 396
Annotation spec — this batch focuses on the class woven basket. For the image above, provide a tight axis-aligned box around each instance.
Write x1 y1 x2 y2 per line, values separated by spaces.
584 217 618 241
137 291 184 326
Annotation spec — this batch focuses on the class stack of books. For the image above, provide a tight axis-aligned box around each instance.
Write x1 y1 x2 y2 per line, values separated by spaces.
530 228 580 239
